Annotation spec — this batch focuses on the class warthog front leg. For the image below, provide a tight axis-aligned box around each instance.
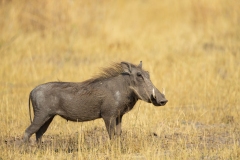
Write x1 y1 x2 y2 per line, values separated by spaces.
103 117 116 139
116 115 123 136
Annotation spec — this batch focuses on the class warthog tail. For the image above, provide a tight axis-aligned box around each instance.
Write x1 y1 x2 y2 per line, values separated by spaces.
29 92 33 123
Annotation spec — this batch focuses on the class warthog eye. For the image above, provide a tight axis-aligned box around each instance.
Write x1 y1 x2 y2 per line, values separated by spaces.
137 72 142 77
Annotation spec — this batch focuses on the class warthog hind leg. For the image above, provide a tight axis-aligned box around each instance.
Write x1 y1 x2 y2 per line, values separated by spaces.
36 116 54 143
23 114 53 143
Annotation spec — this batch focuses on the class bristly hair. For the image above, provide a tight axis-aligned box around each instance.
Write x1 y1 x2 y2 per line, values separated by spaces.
83 62 128 84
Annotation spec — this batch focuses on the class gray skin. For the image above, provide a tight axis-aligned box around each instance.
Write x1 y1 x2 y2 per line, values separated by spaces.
23 61 168 143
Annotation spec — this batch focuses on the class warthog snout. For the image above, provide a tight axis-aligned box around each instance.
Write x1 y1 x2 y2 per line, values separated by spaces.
159 99 168 106
151 88 168 106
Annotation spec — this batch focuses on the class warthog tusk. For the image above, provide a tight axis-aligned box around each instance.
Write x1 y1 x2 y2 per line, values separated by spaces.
162 88 165 95
152 88 156 99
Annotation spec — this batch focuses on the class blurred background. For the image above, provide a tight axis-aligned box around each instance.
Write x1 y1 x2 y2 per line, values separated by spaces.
0 0 239 158
0 0 239 152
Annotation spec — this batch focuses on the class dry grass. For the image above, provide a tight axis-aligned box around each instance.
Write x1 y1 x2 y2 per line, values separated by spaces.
0 0 240 159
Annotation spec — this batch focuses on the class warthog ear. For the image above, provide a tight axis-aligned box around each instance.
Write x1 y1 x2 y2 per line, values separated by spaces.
121 62 132 74
138 61 142 69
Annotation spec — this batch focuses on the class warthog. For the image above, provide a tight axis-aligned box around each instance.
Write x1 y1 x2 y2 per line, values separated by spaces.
23 61 167 142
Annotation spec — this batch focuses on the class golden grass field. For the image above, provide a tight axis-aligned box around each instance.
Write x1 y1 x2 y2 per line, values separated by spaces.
0 0 239 159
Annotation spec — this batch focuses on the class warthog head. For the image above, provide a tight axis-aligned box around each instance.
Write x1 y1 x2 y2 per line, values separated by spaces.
121 61 168 106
